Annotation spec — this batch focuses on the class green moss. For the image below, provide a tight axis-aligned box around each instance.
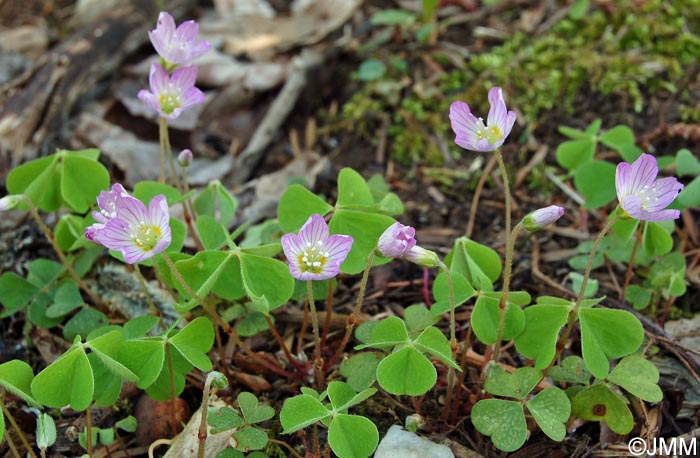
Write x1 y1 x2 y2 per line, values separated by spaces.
335 0 700 166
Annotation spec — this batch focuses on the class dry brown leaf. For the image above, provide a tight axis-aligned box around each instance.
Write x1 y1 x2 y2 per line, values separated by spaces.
200 0 361 56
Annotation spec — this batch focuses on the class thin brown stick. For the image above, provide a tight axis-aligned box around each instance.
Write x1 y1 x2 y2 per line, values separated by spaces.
321 280 334 347
227 327 299 380
1 397 37 457
268 439 304 458
264 315 305 374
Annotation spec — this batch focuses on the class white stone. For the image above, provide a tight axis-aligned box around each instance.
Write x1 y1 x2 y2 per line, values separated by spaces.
374 425 454 458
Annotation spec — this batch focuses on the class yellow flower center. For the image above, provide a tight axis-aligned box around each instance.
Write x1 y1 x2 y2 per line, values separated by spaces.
132 225 162 251
475 118 503 144
297 241 329 274
159 91 180 115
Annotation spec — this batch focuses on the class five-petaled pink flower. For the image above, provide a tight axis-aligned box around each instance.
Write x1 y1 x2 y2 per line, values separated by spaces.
138 63 205 119
378 222 439 268
616 153 684 222
449 87 517 152
86 184 172 264
148 11 211 68
281 214 353 281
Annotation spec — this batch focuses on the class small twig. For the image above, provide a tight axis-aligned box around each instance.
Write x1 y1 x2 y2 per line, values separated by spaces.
1 397 37 457
321 280 334 348
264 314 306 374
148 439 173 458
268 439 304 458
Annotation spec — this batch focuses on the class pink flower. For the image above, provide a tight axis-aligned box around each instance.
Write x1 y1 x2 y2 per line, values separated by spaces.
378 222 439 268
522 205 565 232
137 63 205 120
449 87 517 152
86 184 171 264
616 154 684 222
281 214 353 281
377 222 416 258
148 11 211 67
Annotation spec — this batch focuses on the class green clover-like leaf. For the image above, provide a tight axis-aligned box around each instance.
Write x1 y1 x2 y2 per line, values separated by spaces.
571 383 634 434
607 355 663 402
471 399 527 452
515 303 571 369
376 346 436 396
170 317 215 372
328 414 378 458
579 308 643 379
484 365 541 400
238 392 275 424
548 356 591 385
280 394 330 434
471 294 526 345
526 387 570 441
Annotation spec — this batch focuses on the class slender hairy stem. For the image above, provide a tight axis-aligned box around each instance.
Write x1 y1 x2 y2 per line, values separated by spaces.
438 261 458 420
86 404 93 456
197 373 221 458
264 314 306 374
306 280 325 388
544 214 619 375
326 252 375 370
1 397 37 457
159 117 181 190
466 154 497 238
438 261 457 347
157 117 166 183
164 342 178 437
451 325 474 423
22 196 111 313
179 165 203 250
160 252 208 307
159 118 204 251
494 150 512 239
620 227 642 300
492 223 524 362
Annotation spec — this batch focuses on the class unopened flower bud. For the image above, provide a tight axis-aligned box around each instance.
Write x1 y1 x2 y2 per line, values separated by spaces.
378 222 416 258
178 149 193 167
207 371 229 390
522 205 564 232
377 221 440 268
0 195 21 211
403 246 440 268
